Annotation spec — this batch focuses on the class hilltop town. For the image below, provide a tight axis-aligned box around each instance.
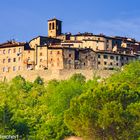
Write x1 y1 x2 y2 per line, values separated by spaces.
0 18 140 80
0 18 140 140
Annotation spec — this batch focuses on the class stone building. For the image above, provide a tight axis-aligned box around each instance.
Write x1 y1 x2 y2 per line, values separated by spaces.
0 17 140 77
97 50 136 70
28 36 61 70
23 44 35 70
47 47 97 70
0 41 25 74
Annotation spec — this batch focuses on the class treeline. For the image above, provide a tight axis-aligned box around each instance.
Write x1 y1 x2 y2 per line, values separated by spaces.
0 61 140 140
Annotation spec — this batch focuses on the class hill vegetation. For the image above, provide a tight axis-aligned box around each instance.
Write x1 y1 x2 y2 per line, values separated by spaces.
0 61 140 140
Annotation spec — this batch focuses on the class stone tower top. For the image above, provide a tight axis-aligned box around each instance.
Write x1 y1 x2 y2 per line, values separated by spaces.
48 18 62 38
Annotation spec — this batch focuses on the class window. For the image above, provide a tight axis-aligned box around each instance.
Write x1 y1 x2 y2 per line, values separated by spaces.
116 56 118 61
18 57 21 61
121 56 124 60
3 50 6 54
8 58 11 63
13 66 16 71
122 63 124 66
110 56 114 59
68 60 71 64
110 62 113 65
8 49 11 54
8 67 10 72
98 61 100 64
3 67 6 72
18 66 21 70
106 45 109 49
13 58 16 62
126 57 129 61
50 58 53 61
19 48 21 52
28 50 30 53
69 54 72 57
49 23 51 30
98 54 100 58
52 22 55 30
104 55 108 59
104 62 107 65
116 63 118 66
13 48 16 53
40 52 43 56
3 59 5 63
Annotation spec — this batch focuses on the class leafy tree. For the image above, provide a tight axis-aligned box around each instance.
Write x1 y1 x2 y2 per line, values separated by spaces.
0 62 140 140
34 76 44 85
69 73 86 84
64 61 140 140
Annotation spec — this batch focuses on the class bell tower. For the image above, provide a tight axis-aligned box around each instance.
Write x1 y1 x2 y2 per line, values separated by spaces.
48 18 62 38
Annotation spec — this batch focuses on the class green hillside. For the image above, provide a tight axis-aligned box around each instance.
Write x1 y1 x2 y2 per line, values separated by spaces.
0 61 140 140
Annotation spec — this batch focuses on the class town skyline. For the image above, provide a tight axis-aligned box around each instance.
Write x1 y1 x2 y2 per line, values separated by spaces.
0 0 140 43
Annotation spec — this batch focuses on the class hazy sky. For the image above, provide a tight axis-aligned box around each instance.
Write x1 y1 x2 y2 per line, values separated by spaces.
0 0 140 43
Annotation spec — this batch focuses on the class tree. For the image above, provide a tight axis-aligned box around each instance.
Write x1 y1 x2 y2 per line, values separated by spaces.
34 76 44 85
64 61 140 140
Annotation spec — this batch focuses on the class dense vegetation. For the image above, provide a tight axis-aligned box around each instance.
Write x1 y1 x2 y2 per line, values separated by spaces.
0 61 140 140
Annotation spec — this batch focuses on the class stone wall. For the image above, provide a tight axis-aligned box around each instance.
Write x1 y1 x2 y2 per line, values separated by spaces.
0 69 115 82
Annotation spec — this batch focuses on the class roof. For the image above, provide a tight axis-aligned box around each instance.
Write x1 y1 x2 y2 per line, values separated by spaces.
39 43 62 48
24 43 34 50
96 50 135 57
72 33 121 40
62 40 82 43
48 46 76 50
73 32 94 36
0 41 25 48
29 36 48 43
47 46 94 52
48 18 62 22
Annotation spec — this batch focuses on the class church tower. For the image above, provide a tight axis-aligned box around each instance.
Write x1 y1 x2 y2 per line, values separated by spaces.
48 18 62 38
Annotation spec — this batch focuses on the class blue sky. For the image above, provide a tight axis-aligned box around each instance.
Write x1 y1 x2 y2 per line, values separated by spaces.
0 0 140 43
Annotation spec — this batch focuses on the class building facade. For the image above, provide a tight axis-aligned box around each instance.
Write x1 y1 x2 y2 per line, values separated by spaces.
0 18 140 76
0 41 25 73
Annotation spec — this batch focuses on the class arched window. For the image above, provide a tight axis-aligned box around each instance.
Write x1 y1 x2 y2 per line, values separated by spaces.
52 22 55 30
19 48 21 52
3 67 6 72
8 49 11 54
8 58 11 63
3 59 5 63
13 66 16 71
49 23 52 30
3 50 6 54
